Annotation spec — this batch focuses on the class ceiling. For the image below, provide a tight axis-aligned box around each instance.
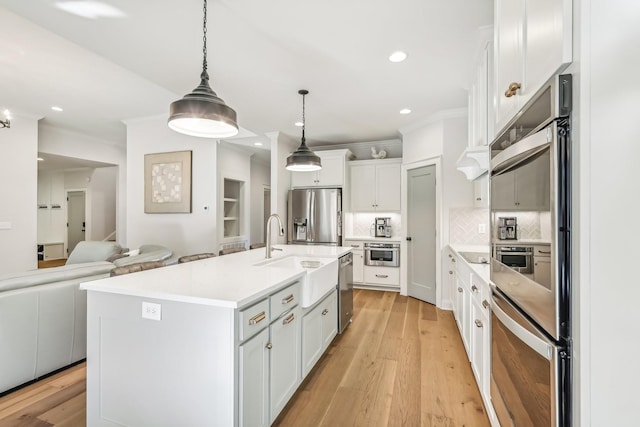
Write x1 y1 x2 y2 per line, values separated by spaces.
0 0 493 153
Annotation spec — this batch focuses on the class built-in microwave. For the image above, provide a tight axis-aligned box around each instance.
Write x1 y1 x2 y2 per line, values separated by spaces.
364 242 399 267
495 245 533 274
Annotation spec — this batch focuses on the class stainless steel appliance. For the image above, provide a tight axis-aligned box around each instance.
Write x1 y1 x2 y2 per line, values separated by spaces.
287 188 342 245
338 252 353 333
364 242 400 267
495 245 533 274
374 217 391 238
497 216 517 240
489 74 572 426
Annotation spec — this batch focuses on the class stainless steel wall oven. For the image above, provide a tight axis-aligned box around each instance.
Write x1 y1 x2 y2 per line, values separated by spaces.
489 74 572 427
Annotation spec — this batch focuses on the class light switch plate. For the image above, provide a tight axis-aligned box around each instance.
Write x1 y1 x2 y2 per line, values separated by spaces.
478 224 487 234
142 302 162 321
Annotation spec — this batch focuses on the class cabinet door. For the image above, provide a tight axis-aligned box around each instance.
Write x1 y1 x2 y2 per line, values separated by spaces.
301 305 323 377
239 328 269 427
291 170 318 188
470 302 485 387
321 290 338 349
270 307 301 422
534 256 552 290
375 163 401 211
350 164 376 211
473 175 489 208
524 0 572 106
352 249 364 283
494 0 525 131
491 169 516 210
514 151 550 210
317 155 344 187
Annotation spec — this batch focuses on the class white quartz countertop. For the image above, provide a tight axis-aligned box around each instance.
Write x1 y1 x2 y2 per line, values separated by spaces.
449 244 490 283
492 239 550 245
80 245 352 309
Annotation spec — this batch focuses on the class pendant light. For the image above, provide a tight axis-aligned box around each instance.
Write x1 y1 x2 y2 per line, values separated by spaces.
168 0 238 138
286 90 322 171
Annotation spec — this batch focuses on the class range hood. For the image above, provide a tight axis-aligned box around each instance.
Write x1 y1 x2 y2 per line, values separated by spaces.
456 146 489 180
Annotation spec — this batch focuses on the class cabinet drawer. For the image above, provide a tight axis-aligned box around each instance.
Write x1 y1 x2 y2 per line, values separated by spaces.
239 299 270 342
363 266 400 286
270 282 300 319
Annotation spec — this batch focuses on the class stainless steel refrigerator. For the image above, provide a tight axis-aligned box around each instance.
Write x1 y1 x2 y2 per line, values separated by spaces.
287 188 342 245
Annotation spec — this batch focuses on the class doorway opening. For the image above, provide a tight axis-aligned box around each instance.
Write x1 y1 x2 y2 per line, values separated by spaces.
66 190 86 255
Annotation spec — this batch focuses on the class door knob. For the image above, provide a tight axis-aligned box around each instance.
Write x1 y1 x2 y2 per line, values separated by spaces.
406 237 412 241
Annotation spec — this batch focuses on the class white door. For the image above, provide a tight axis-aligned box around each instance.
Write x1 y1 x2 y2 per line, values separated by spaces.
407 165 436 304
67 190 86 255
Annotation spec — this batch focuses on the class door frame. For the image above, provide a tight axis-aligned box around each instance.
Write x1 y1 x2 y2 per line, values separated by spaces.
400 157 442 306
65 188 89 256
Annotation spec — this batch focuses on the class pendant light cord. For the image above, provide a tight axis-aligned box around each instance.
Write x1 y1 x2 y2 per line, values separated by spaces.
301 91 306 144
201 0 208 80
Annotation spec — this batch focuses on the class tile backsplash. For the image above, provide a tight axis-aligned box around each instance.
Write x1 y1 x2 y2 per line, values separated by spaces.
449 208 490 245
345 212 402 238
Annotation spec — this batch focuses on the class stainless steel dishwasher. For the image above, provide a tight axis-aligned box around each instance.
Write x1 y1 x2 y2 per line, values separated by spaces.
338 252 353 333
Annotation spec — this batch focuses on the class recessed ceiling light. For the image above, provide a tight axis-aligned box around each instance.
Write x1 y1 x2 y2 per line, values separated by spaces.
254 142 263 146
51 106 63 112
400 108 412 115
294 121 304 127
389 51 408 63
55 1 126 19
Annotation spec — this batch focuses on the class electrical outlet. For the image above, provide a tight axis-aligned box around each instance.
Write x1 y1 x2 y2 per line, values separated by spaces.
142 302 162 321
478 224 487 234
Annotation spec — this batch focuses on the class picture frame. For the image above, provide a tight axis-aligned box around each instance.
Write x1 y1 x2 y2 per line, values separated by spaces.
144 150 192 213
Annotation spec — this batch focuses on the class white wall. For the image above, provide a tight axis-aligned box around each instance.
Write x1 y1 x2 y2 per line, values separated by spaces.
576 2 640 424
250 156 270 245
268 132 297 244
0 116 39 274
401 119 444 162
125 116 218 257
90 167 117 241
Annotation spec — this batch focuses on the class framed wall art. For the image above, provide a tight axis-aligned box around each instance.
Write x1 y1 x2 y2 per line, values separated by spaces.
144 150 192 213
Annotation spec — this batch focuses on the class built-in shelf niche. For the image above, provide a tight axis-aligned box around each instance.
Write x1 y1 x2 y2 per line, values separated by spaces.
223 178 244 239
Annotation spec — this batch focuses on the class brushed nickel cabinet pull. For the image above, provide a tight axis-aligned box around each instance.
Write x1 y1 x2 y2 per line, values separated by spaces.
538 250 551 254
457 287 463 293
375 274 389 278
249 311 266 325
482 300 490 309
475 319 483 328
281 294 294 304
449 270 453 275
283 313 295 325
351 244 360 248
471 285 479 293
266 343 273 349
322 309 329 316
505 82 521 97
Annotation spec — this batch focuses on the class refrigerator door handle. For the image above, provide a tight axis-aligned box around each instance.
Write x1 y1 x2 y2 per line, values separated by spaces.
309 191 316 241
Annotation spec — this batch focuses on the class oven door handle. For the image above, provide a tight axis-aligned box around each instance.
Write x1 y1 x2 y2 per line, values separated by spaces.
491 291 553 360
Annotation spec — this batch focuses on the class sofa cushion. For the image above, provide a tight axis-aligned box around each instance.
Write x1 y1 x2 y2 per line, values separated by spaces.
66 241 122 265
0 261 115 293
112 245 172 267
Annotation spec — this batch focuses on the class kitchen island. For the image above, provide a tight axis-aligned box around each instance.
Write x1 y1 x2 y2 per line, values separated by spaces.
81 244 351 427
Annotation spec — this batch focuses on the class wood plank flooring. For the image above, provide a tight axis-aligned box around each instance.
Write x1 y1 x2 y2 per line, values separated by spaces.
0 289 489 427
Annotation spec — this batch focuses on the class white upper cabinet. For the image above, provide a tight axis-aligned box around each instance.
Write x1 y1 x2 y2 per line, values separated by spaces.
493 0 572 134
290 150 352 188
469 37 494 147
349 159 401 212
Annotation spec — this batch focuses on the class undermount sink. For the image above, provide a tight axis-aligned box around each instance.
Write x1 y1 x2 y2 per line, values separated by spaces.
458 251 490 265
259 256 338 308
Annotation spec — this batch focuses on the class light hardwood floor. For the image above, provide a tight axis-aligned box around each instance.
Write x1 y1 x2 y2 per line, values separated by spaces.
0 289 489 427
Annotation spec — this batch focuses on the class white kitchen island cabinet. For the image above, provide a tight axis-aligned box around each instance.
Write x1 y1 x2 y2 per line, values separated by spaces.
301 288 338 377
82 244 352 427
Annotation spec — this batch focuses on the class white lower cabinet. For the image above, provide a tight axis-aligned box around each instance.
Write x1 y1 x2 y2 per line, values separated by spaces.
302 289 338 377
239 328 270 427
269 306 302 422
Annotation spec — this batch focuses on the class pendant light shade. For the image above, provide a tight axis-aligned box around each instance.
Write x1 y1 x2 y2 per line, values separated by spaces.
286 90 322 172
168 0 238 138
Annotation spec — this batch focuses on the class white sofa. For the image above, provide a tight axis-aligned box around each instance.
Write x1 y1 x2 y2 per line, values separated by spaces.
0 241 173 394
